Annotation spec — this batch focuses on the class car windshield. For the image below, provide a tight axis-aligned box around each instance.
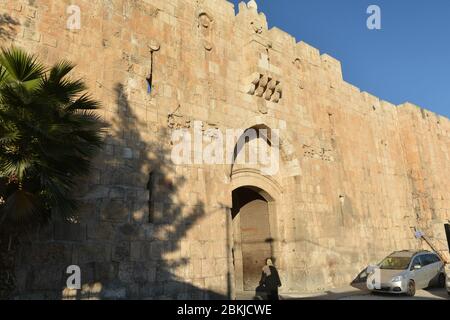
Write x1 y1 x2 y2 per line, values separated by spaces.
379 256 411 270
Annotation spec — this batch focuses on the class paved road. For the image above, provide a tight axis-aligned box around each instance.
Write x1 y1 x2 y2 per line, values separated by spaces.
338 288 449 300
238 286 450 300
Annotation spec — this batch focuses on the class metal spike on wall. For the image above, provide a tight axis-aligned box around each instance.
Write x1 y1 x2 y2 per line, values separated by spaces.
412 226 449 264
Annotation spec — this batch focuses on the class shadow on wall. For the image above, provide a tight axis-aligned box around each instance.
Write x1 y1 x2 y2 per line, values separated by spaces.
12 83 226 300
0 13 20 41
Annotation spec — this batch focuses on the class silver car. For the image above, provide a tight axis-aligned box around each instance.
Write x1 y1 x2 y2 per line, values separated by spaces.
366 250 445 297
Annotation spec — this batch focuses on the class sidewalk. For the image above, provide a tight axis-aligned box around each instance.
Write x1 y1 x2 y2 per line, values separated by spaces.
236 285 368 300
281 285 368 300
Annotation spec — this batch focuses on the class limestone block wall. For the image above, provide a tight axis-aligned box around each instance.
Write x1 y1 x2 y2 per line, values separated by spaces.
397 104 450 260
1 0 449 299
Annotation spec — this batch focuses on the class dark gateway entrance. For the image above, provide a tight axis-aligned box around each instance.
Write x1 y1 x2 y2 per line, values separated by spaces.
231 186 272 292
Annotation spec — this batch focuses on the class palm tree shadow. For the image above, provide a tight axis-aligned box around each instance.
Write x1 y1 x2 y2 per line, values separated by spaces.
0 13 20 41
11 81 226 300
71 83 225 299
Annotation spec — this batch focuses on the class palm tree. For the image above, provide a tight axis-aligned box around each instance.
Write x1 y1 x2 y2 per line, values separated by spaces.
0 47 105 233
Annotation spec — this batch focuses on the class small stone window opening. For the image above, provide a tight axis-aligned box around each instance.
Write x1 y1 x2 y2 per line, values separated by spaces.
146 75 152 94
146 51 154 94
147 42 160 94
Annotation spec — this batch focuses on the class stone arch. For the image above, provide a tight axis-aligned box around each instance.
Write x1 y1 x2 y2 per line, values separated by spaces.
230 168 281 255
227 115 300 294
228 115 301 178
231 168 282 202
230 174 281 292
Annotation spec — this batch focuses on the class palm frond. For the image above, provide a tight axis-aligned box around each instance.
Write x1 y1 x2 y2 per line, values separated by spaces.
48 60 75 83
0 65 6 84
66 93 100 111
0 153 33 180
1 190 44 226
0 122 21 144
0 47 45 86
38 61 86 103
0 47 105 233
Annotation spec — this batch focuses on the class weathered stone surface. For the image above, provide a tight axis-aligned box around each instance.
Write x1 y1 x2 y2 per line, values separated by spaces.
118 262 136 283
75 244 110 264
87 222 115 241
112 242 130 262
27 265 65 291
115 223 145 241
101 200 129 222
102 285 127 300
94 262 119 282
19 243 72 266
54 222 86 242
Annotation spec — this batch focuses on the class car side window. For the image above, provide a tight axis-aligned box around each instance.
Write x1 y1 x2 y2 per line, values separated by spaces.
423 254 440 266
421 254 433 266
430 254 441 263
410 256 422 270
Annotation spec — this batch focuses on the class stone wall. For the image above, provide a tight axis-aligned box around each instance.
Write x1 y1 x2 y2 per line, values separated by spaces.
1 0 449 299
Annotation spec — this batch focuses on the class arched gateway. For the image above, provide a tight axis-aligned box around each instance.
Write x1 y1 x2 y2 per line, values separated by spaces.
230 171 282 292
228 116 298 294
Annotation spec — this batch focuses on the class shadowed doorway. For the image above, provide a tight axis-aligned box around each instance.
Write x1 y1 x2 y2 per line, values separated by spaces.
231 186 273 292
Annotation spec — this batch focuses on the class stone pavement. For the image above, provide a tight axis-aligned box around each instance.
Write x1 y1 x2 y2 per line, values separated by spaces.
339 288 449 300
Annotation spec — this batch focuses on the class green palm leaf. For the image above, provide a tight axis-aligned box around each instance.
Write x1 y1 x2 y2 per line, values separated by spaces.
1 190 43 225
0 47 45 89
0 47 105 231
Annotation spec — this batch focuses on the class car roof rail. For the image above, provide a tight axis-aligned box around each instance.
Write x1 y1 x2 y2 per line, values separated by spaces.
415 250 432 255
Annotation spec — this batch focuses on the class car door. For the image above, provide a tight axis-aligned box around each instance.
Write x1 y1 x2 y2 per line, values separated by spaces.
428 254 443 284
420 254 436 287
410 255 426 289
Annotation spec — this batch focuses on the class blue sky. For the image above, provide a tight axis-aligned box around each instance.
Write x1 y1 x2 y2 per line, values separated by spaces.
231 0 450 118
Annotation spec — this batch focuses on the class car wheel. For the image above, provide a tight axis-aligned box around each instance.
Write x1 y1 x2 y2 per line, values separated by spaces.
437 273 445 288
406 280 416 297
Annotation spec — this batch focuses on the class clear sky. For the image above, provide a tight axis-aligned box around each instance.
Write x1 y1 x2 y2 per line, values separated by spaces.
230 0 450 118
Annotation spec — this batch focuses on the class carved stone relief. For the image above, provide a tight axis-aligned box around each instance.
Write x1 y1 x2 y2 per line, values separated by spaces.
293 58 305 90
168 105 191 129
244 72 282 103
303 144 335 162
198 11 214 51
250 21 263 34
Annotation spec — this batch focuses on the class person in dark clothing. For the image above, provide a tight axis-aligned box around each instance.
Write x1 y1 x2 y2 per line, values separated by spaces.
258 258 281 300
